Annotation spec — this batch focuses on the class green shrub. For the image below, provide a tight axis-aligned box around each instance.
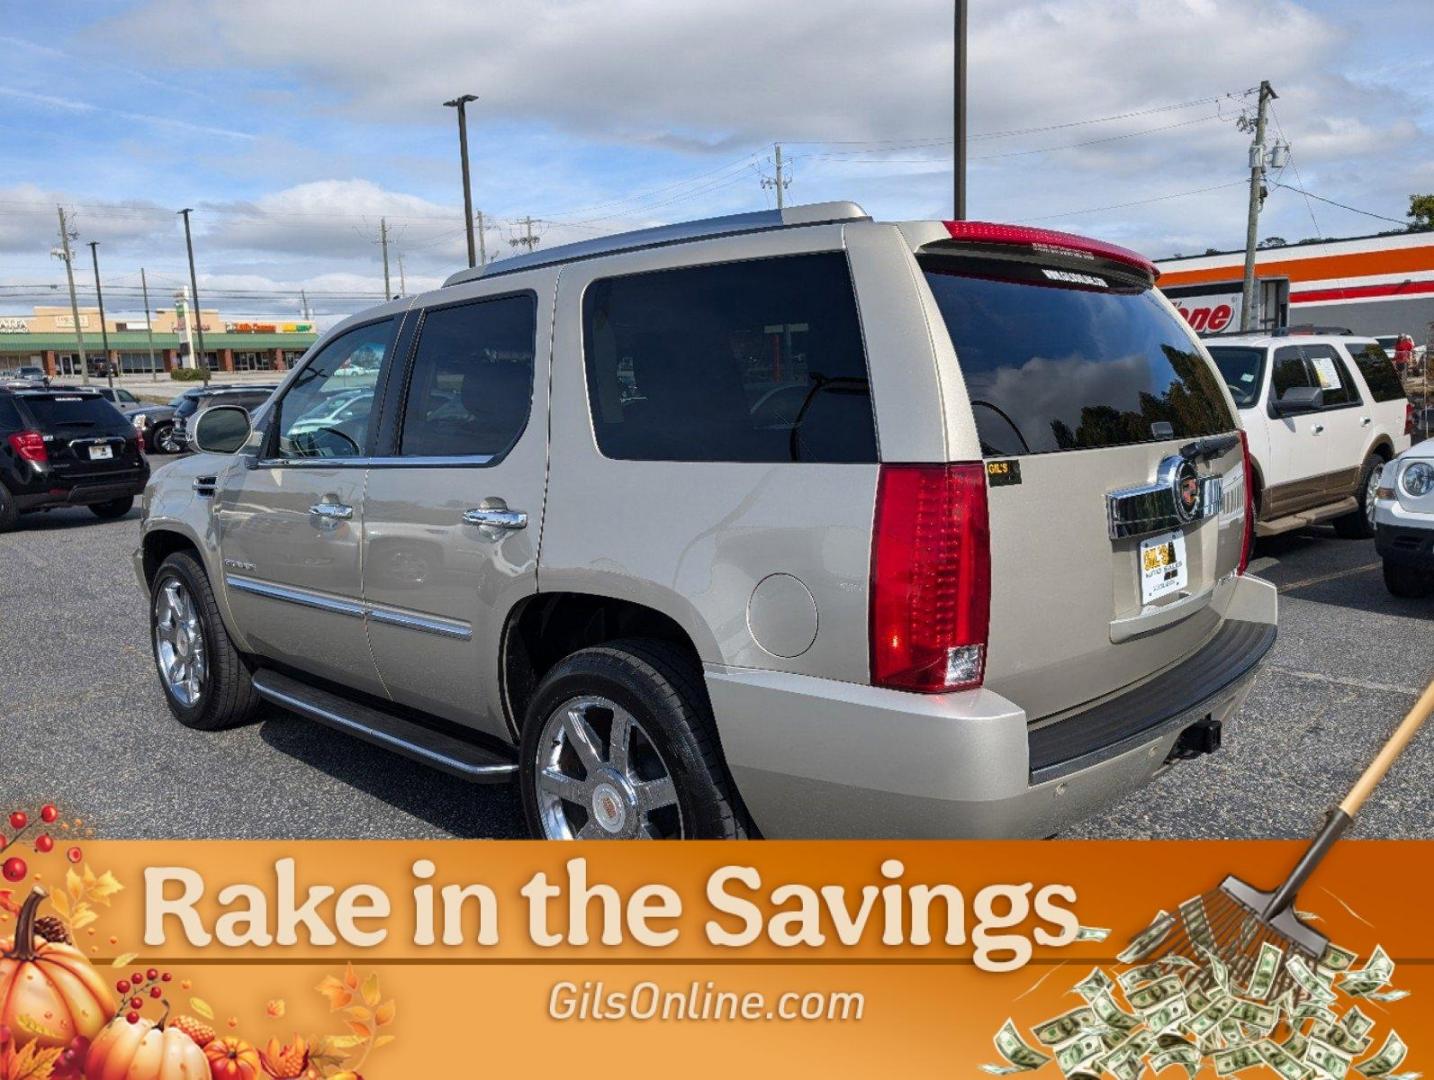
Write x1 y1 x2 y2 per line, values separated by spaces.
169 367 211 382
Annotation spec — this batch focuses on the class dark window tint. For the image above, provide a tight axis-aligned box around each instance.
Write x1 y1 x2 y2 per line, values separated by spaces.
1271 346 1312 399
19 394 129 434
583 253 875 463
1346 342 1406 403
922 261 1233 456
0 397 21 429
1207 347 1266 408
399 295 536 459
174 395 204 419
274 319 394 459
1301 344 1357 407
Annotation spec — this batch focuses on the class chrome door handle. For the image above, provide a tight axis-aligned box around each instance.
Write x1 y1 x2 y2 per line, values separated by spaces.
309 502 353 520
1361 417 1373 426
463 506 527 530
1312 424 1325 434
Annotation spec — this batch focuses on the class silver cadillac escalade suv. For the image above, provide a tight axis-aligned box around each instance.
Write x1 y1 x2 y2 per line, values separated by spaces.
135 202 1277 839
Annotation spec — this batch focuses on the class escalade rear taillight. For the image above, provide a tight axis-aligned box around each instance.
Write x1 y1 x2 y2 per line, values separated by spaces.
1237 431 1255 575
7 430 47 465
870 463 991 693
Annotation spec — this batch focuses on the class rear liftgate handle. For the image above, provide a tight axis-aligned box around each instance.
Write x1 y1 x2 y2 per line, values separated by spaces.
1264 678 1434 919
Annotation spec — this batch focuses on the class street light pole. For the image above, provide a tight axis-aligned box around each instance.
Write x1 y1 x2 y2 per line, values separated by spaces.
53 206 89 385
88 242 115 393
953 0 967 220
178 208 209 385
444 93 479 268
140 268 158 377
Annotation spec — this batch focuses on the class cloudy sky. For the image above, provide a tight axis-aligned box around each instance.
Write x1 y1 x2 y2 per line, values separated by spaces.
1 0 1430 325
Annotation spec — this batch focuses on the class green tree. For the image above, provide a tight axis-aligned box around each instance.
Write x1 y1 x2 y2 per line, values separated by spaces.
1409 194 1434 231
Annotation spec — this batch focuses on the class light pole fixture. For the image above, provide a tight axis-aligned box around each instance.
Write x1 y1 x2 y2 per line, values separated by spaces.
444 93 479 268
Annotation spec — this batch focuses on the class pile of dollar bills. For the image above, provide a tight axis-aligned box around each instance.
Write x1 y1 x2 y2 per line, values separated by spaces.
983 903 1413 1080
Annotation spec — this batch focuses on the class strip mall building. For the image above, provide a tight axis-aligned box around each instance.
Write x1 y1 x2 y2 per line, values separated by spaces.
1156 230 1434 339
0 306 317 377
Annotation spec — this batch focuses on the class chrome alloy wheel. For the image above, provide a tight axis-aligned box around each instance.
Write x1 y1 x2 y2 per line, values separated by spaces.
154 579 207 707
534 695 682 839
1365 462 1383 531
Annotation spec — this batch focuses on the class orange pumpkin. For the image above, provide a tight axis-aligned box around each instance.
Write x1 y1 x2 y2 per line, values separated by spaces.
84 1015 209 1080
0 887 114 1050
204 1036 262 1080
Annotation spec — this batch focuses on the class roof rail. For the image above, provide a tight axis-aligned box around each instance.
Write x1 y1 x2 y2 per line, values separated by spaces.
442 201 869 287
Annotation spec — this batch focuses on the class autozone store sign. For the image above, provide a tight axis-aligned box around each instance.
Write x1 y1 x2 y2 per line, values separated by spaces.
1170 292 1242 333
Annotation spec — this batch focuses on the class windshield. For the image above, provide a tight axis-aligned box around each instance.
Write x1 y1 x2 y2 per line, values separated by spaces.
922 260 1234 456
20 394 130 433
1206 346 1267 407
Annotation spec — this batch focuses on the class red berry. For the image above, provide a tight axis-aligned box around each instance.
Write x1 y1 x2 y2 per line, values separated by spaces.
129 997 143 1010
146 968 159 981
0 835 5 850
150 986 162 999
8 812 26 831
1 857 26 882
161 972 172 982
126 1012 139 1025
66 846 82 864
131 972 143 985
116 980 130 994
35 834 54 853
40 805 58 824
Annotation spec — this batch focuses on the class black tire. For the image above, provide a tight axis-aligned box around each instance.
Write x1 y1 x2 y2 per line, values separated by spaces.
152 423 179 454
1383 559 1434 598
1334 454 1385 539
89 496 134 520
519 638 746 840
0 482 17 533
150 551 260 730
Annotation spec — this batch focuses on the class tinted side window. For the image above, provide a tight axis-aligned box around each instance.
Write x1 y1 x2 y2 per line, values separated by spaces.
399 294 536 460
1300 344 1356 407
1347 342 1406 403
273 319 394 459
1271 347 1312 399
583 253 875 463
0 397 21 430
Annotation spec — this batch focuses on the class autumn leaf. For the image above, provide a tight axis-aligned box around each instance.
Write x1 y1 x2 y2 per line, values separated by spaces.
111 952 138 968
360 972 381 1008
190 997 215 1021
70 907 98 931
65 869 83 904
342 963 359 990
47 891 69 920
316 975 353 1011
86 869 124 905
373 1034 396 1049
265 999 286 1019
0 890 19 917
320 1035 365 1053
2 1041 64 1080
342 1006 371 1025
373 1000 395 1027
344 1020 372 1040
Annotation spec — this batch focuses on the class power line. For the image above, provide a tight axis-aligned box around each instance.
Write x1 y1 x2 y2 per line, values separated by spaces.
1270 181 1409 228
1028 180 1248 221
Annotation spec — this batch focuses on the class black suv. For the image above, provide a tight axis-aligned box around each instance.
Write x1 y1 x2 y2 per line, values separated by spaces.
0 386 149 531
169 385 277 452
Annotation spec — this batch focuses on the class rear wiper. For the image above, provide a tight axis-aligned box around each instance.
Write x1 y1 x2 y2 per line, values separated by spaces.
1179 433 1241 461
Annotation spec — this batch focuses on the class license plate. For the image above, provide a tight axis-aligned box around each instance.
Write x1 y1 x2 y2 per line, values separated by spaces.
1139 529 1188 605
88 444 113 461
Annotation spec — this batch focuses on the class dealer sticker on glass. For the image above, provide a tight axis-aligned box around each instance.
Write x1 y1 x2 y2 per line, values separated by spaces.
1139 528 1187 605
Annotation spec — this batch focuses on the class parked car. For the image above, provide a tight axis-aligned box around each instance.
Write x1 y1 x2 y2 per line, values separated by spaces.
0 385 149 530
1374 439 1434 597
1206 335 1412 538
136 203 1276 840
168 385 278 452
1 366 49 386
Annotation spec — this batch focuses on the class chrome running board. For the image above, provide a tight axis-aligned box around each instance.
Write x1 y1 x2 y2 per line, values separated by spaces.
251 669 517 783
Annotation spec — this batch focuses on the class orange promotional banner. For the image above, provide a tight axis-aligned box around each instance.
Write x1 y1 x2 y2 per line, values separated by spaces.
0 838 1427 1077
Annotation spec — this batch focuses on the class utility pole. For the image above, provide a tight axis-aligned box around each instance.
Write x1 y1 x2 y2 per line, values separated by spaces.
1240 80 1276 332
379 217 392 298
476 209 488 265
140 268 158 377
178 209 209 385
176 287 197 373
397 254 407 296
444 93 479 268
761 144 789 209
510 216 539 253
300 289 310 321
53 207 89 384
87 242 115 393
953 0 968 220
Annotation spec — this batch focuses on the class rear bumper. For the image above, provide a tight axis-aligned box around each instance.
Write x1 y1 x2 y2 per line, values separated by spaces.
708 572 1277 839
13 467 149 510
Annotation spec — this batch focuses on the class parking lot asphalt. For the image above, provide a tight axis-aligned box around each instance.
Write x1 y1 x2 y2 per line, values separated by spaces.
1 469 1430 841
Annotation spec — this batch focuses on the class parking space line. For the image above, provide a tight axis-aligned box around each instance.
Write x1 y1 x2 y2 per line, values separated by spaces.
1266 664 1424 698
1276 561 1382 593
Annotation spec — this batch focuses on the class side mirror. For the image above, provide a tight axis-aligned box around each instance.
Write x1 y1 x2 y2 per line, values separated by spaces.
191 405 253 455
1273 386 1324 416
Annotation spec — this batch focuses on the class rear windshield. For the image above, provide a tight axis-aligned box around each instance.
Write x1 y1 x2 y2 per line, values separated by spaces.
174 396 205 418
1206 347 1266 408
922 261 1234 456
19 394 130 433
1345 342 1406 403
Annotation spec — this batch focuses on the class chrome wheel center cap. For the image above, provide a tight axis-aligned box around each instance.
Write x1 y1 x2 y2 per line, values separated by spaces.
591 781 629 834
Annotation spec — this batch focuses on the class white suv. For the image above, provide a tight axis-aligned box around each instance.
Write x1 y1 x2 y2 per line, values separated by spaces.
1205 335 1412 538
